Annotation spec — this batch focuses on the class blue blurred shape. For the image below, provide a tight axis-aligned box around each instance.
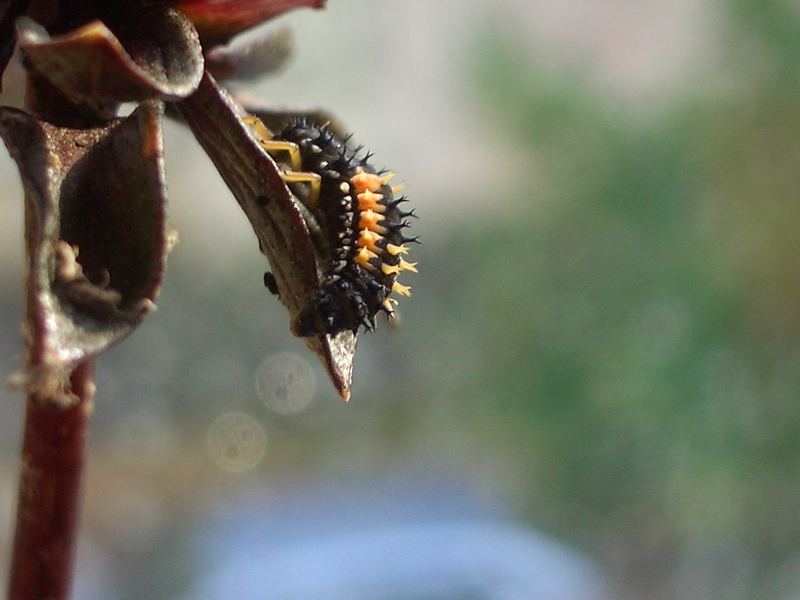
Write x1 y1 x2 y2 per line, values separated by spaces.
189 477 608 600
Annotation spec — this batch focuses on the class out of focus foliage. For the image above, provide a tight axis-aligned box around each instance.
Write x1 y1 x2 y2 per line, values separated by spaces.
394 2 800 597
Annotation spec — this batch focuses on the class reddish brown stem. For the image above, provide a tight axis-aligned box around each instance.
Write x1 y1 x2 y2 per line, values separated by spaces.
7 360 96 600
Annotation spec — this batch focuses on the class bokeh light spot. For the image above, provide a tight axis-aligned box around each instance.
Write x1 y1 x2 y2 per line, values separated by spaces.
254 352 316 415
206 412 266 473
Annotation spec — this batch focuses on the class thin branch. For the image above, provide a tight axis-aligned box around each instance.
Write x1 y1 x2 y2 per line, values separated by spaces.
7 359 96 600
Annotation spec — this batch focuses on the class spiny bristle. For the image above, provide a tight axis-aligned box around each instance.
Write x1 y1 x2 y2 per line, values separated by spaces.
357 189 384 211
398 259 418 273
348 144 364 160
358 229 383 251
386 243 408 255
361 315 376 331
351 171 384 194
355 247 378 268
387 221 411 233
359 210 385 231
387 196 409 208
392 281 412 296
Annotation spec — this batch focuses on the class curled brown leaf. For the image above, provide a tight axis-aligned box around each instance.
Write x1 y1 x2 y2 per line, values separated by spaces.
17 7 203 104
0 101 169 388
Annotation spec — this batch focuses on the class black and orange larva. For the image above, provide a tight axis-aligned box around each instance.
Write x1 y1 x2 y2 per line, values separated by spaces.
246 116 417 337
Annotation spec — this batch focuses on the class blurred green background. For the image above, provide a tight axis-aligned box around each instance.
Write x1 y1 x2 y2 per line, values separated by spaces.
1 1 800 598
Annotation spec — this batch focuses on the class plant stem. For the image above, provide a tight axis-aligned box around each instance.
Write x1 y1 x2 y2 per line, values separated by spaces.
7 359 96 600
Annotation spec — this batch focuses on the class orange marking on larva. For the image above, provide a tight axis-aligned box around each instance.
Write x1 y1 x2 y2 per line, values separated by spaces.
351 171 384 194
359 209 385 232
370 223 388 235
357 229 383 252
360 200 385 213
357 190 384 211
386 243 408 256
355 246 378 268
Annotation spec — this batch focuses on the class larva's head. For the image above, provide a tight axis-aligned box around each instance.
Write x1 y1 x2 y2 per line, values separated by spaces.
291 278 372 337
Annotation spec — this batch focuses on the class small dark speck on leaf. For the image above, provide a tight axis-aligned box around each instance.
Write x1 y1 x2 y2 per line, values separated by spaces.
263 271 279 296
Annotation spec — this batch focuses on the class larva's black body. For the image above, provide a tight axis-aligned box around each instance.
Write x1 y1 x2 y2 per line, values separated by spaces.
274 121 417 337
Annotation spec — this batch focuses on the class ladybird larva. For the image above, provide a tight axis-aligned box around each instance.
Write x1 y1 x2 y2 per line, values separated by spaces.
247 116 418 337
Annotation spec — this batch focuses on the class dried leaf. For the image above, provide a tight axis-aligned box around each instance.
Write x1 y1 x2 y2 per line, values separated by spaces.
17 8 203 103
177 72 356 399
205 25 293 81
0 102 168 383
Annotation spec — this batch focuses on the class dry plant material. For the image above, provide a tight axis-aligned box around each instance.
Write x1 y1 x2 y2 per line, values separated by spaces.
0 1 416 594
